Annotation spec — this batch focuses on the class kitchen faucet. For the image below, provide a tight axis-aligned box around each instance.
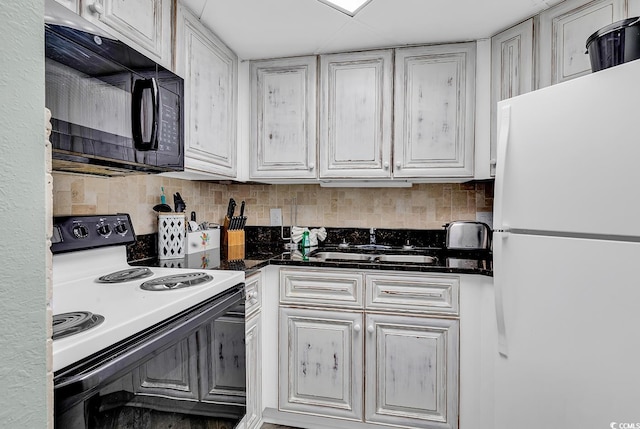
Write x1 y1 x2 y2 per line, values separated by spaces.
369 228 376 245
281 197 298 250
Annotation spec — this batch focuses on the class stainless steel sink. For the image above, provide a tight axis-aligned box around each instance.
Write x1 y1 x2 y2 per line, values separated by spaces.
376 254 437 264
311 252 375 262
310 250 437 265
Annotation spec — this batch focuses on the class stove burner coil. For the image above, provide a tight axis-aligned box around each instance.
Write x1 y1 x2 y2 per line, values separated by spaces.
96 267 154 283
53 311 105 340
140 272 213 291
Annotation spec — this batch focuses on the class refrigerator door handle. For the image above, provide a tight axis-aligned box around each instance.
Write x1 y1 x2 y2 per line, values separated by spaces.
493 104 511 230
493 232 509 357
493 105 511 357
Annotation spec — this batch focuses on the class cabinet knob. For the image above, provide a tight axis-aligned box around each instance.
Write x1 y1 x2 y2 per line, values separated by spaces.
89 1 104 14
367 325 374 334
383 162 389 169
395 161 401 169
309 163 315 171
354 324 361 332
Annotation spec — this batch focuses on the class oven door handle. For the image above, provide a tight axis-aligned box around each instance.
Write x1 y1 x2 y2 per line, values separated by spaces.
54 284 244 408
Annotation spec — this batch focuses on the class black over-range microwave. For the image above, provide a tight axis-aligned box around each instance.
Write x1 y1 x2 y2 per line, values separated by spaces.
44 5 184 176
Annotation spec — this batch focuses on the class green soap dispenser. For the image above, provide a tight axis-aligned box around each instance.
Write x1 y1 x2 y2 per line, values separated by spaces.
301 230 310 248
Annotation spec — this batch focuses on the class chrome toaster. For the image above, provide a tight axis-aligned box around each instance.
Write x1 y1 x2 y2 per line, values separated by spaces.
444 221 492 250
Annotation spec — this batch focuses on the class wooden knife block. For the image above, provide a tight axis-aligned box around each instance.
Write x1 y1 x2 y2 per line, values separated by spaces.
222 216 245 260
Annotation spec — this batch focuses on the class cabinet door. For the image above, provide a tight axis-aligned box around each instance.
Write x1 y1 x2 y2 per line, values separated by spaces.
279 307 363 421
176 4 238 177
490 19 534 176
365 314 459 429
537 0 627 88
394 43 475 178
320 50 393 178
199 313 246 405
80 0 171 68
133 334 199 400
250 57 317 180
245 311 262 429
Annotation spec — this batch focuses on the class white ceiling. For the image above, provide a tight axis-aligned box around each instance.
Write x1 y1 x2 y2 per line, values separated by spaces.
181 0 564 60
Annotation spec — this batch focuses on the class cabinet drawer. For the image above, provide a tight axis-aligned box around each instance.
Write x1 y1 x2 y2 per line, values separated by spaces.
245 272 262 317
366 274 459 315
280 268 364 308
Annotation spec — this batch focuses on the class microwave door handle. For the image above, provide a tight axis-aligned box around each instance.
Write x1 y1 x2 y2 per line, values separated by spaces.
132 77 159 151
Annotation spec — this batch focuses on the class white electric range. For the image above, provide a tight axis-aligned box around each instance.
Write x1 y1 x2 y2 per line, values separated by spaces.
51 214 246 428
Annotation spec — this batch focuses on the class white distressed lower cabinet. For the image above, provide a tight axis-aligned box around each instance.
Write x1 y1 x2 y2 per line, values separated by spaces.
278 268 460 429
244 271 263 429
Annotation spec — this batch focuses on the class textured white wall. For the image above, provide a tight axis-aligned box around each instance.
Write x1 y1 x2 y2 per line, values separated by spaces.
0 0 49 427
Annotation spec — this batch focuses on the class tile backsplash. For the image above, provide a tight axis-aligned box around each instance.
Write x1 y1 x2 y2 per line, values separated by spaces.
53 173 494 235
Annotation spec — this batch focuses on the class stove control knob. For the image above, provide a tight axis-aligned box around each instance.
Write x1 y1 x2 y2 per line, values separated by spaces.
72 224 89 239
97 223 112 238
114 222 128 236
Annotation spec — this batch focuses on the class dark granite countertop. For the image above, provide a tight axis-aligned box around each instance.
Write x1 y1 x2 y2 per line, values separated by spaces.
132 247 492 277
128 226 493 277
246 247 492 277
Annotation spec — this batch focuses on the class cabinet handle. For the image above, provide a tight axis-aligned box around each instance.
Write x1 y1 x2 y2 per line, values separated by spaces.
383 162 389 169
89 1 104 14
395 161 401 169
354 324 361 332
367 325 374 334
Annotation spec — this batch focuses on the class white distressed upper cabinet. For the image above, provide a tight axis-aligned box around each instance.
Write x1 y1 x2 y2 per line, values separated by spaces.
320 50 393 178
250 57 317 180
365 314 459 429
279 306 364 421
175 4 238 177
79 0 172 69
537 0 627 88
490 19 534 176
394 43 475 178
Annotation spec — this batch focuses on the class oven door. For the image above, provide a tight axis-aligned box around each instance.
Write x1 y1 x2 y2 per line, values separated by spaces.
54 284 246 428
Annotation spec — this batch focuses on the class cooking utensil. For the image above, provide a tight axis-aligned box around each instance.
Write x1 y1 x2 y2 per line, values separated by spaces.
238 201 246 229
226 198 236 219
173 192 186 213
190 211 196 222
444 221 491 250
152 203 172 213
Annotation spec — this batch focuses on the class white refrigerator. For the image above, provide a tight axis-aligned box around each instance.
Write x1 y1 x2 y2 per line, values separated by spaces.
492 58 640 428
